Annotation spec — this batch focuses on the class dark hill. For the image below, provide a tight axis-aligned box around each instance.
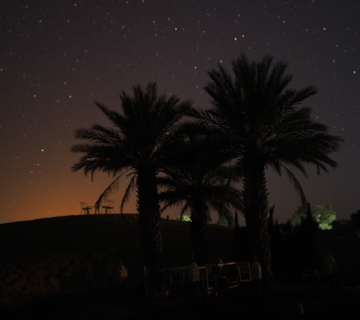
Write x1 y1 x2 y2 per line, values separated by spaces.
1 216 360 318
0 214 233 306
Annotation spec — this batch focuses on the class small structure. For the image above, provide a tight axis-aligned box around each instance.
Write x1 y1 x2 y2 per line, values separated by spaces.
102 200 115 214
238 261 252 282
80 201 94 215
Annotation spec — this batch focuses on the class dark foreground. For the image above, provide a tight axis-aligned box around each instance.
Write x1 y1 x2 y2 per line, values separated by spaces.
2 283 360 319
1 216 360 319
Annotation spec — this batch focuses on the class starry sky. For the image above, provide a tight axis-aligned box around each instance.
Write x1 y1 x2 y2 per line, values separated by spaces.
1 0 359 225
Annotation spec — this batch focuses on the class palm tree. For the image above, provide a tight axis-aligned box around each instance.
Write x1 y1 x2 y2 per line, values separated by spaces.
189 53 344 278
158 135 242 265
71 82 192 274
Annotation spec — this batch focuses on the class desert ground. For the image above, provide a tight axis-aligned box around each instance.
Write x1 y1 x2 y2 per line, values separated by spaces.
1 214 360 319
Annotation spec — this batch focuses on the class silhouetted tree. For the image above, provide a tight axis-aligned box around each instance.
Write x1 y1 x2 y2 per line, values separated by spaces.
158 135 242 265
296 203 320 272
351 209 360 226
268 204 275 232
232 211 241 261
290 202 336 230
189 53 344 279
71 82 192 276
232 211 252 262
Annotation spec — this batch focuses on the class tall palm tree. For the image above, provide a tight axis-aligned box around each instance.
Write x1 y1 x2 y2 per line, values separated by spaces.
71 82 192 274
158 135 242 265
189 53 344 278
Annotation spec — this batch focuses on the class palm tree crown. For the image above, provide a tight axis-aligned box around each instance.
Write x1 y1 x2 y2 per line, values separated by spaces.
71 82 192 271
158 135 242 264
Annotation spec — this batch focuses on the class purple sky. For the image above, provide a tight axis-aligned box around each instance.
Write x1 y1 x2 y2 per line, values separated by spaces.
1 0 359 224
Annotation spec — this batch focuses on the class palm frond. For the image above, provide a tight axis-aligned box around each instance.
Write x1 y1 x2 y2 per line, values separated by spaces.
94 167 135 209
120 176 136 214
281 164 307 205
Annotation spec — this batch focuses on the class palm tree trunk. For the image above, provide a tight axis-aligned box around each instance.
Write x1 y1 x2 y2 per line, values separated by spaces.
136 165 163 273
189 201 209 265
242 158 272 279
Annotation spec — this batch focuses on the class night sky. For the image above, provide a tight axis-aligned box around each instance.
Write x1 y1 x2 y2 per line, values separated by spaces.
1 0 359 225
